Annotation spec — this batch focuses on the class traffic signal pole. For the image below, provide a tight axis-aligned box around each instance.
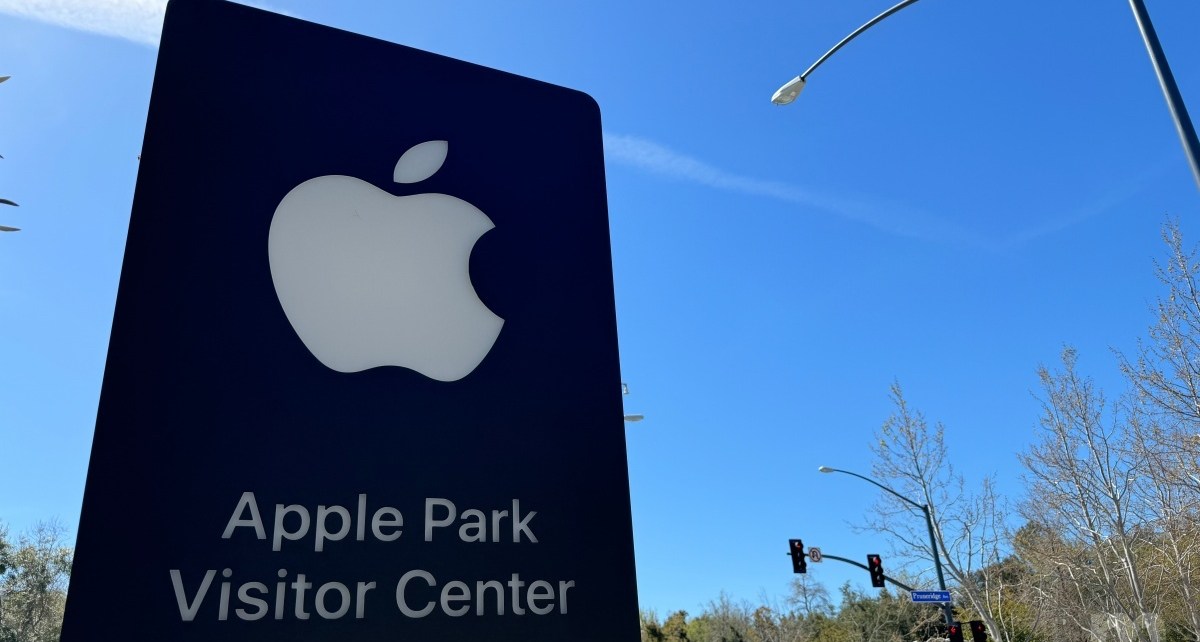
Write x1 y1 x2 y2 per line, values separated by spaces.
921 503 955 626
819 467 955 625
809 552 917 592
786 546 959 622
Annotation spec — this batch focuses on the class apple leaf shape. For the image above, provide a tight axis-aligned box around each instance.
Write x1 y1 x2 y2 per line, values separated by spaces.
394 140 448 184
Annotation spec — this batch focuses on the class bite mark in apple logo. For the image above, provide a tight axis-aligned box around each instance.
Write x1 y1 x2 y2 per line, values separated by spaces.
267 140 504 382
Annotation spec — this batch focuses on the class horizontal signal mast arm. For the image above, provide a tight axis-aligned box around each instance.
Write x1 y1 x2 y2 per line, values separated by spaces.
789 551 917 592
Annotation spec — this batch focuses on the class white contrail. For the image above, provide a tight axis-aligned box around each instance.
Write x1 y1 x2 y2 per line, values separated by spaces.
602 132 978 245
0 0 289 46
0 3 1107 248
603 132 818 203
0 0 166 46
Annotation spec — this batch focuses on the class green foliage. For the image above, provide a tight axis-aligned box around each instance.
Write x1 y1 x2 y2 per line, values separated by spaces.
643 580 950 642
808 613 855 642
643 609 668 642
663 610 691 642
0 522 73 642
837 583 942 642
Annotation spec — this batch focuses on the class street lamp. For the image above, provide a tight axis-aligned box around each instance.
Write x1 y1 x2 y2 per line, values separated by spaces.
0 74 16 232
621 382 644 424
818 465 954 624
771 0 1200 193
770 0 920 106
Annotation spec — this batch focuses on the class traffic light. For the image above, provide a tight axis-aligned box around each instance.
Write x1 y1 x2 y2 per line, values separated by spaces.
969 620 987 642
948 623 964 642
789 539 807 574
866 554 885 587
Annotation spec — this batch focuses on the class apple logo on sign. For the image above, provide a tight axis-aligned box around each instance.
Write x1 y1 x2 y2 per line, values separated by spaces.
267 140 503 382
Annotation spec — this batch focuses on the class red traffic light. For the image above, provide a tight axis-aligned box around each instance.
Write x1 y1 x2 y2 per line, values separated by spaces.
948 624 964 642
866 554 885 588
788 539 807 574
969 620 987 642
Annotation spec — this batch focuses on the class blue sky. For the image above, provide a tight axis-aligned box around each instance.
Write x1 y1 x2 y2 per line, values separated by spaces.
2 0 1199 618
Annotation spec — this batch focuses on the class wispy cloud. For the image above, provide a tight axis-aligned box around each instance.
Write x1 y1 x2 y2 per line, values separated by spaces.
602 132 1166 250
991 159 1170 251
0 0 166 46
602 132 982 245
0 3 1136 247
0 0 290 47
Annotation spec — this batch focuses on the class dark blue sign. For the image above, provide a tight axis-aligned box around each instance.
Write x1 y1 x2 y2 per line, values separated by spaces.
59 1 638 639
910 590 953 603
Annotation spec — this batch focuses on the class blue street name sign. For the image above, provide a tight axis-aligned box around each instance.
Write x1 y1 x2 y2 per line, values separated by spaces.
911 590 953 603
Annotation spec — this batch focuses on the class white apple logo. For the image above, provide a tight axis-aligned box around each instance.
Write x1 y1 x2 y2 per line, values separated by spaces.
267 140 503 382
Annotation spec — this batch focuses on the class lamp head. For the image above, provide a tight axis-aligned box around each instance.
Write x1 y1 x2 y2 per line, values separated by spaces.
818 466 834 473
771 76 806 105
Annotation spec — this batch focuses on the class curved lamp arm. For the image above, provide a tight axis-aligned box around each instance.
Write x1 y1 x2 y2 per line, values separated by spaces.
772 0 922 105
817 465 924 512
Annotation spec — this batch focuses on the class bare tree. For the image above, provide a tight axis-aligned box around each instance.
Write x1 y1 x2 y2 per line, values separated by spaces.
866 383 1012 642
1128 421 1200 642
1121 221 1200 435
788 574 835 619
1115 220 1200 641
1010 521 1099 642
1018 348 1158 642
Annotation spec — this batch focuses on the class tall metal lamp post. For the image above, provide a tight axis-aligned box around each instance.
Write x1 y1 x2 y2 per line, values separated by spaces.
1127 0 1200 192
770 0 1200 193
818 465 954 625
0 74 18 232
